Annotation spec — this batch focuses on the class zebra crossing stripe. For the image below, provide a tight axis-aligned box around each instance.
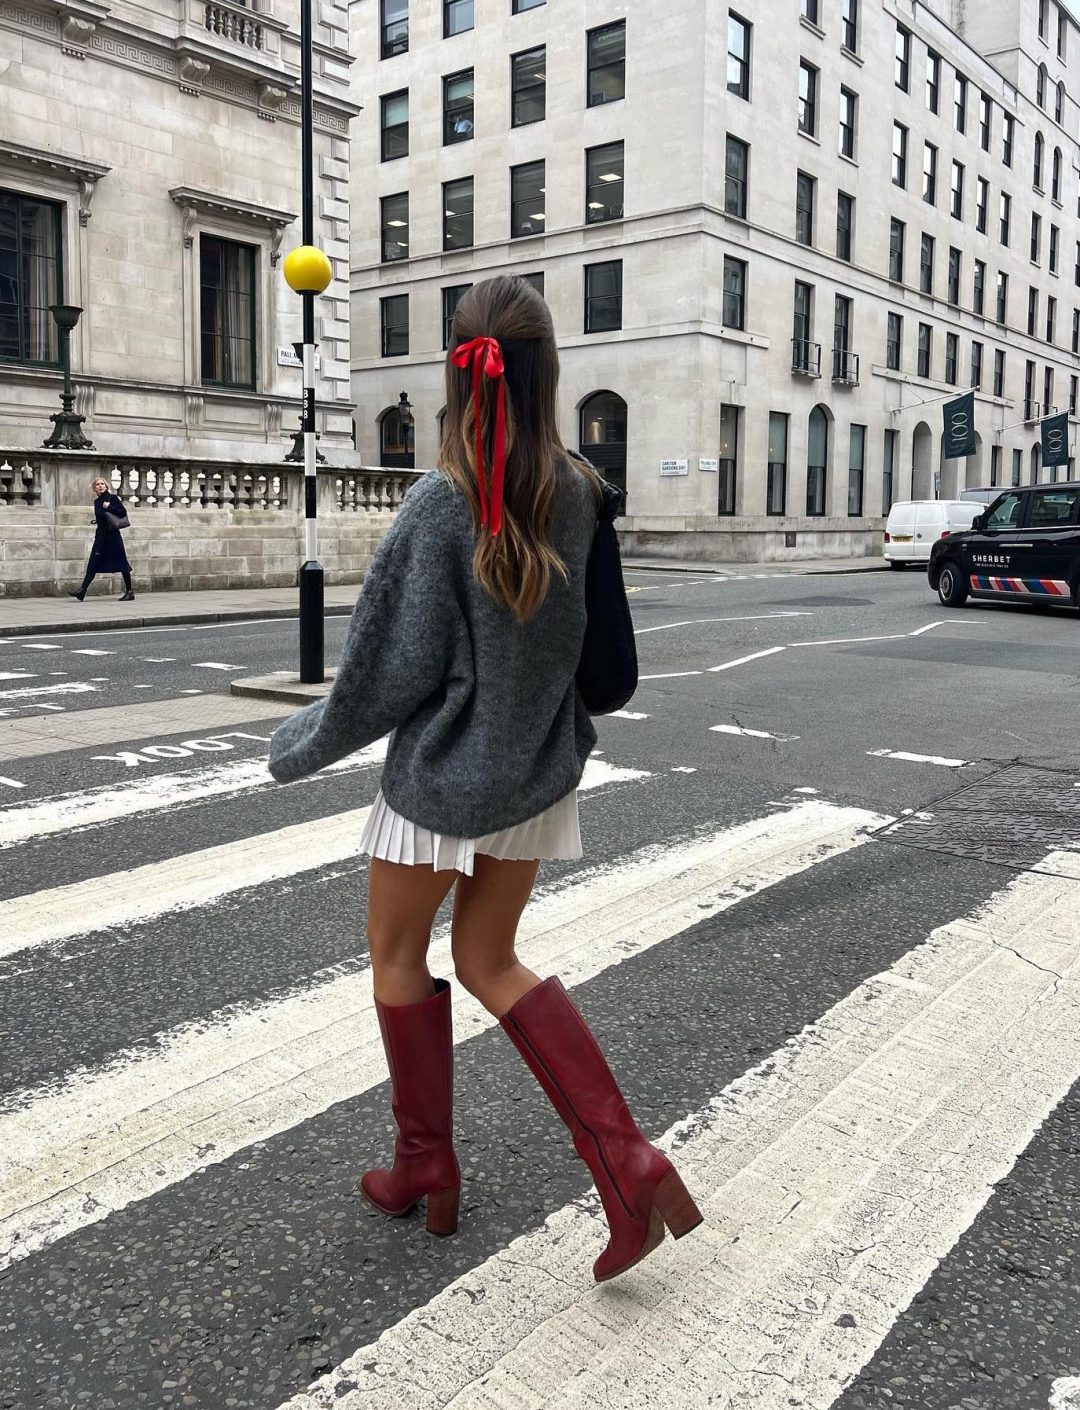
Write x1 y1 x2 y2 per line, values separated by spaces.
280 855 1080 1410
0 800 881 1270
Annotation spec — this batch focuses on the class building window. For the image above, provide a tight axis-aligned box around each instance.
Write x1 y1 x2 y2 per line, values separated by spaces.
917 321 932 378
521 271 544 295
970 339 983 389
886 311 902 370
1003 113 1015 167
1031 212 1042 263
798 61 818 135
587 20 625 107
443 0 473 38
973 258 986 315
199 235 255 389
1038 63 1048 109
726 135 749 218
1040 0 1049 40
763 411 787 515
1047 294 1057 343
920 233 935 294
841 0 858 53
1057 81 1066 125
1025 358 1036 416
380 90 409 160
380 293 408 357
991 444 1002 486
380 0 408 58
848 423 865 516
801 0 819 21
1035 132 1045 189
839 87 857 159
795 170 815 245
442 283 471 349
0 190 62 366
941 334 958 386
955 73 968 132
833 294 852 379
979 92 992 151
836 191 854 262
718 404 738 515
883 428 896 513
893 123 908 187
511 47 546 126
380 402 415 467
948 246 961 305
1050 224 1060 275
889 217 905 281
1076 239 1080 285
443 69 474 143
923 142 937 204
1071 375 1078 416
976 176 989 233
926 50 940 113
1053 147 1063 202
1012 447 1023 485
727 14 751 100
994 348 1006 397
1059 7 1068 58
792 280 813 367
512 0 543 10
510 160 545 237
380 192 409 262
1028 285 1039 337
443 177 473 250
585 141 624 224
722 256 746 330
1073 308 1079 354
996 271 1009 324
1000 192 1011 245
806 405 828 516
951 160 965 219
584 260 622 333
580 391 628 500
895 24 910 91
1045 365 1055 412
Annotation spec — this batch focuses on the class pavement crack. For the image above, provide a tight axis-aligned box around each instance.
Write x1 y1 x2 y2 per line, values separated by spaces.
989 936 1066 988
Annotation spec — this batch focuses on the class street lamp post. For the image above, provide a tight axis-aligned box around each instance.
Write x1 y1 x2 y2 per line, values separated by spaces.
43 305 94 451
282 0 332 685
284 340 326 464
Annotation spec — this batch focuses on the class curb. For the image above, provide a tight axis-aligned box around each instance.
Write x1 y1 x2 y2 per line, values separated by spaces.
231 672 337 704
0 603 355 640
622 560 887 577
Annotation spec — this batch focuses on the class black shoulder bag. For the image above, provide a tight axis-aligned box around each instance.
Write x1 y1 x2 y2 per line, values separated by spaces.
574 468 638 715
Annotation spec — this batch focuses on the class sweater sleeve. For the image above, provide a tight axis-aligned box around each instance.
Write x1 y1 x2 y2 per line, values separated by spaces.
267 478 462 784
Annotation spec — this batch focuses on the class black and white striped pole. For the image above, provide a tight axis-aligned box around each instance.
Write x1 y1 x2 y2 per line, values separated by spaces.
282 0 331 684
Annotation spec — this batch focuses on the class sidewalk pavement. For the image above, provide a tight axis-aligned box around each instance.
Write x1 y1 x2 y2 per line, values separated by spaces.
0 556 887 639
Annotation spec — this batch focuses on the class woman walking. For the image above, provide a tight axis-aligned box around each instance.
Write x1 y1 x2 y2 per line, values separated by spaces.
70 477 134 601
268 276 701 1282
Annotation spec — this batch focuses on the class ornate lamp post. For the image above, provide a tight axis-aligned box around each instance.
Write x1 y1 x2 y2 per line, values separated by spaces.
397 391 415 467
43 304 93 450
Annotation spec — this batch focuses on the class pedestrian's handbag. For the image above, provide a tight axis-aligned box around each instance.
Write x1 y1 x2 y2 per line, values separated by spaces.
574 463 638 715
104 507 130 531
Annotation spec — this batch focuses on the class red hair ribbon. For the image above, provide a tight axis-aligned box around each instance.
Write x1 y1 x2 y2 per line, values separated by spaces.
451 335 507 535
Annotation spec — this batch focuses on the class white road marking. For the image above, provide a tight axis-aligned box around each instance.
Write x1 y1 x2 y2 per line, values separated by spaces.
790 632 908 647
16 643 63 650
1051 1379 1080 1409
670 766 697 773
141 657 175 663
179 689 203 695
708 646 787 673
868 748 969 768
0 672 36 681
0 682 97 701
0 776 25 790
68 648 114 656
284 857 1080 1410
638 671 703 680
793 786 819 794
711 724 800 742
0 801 883 1269
610 710 648 720
634 612 811 636
192 661 242 671
133 685 153 689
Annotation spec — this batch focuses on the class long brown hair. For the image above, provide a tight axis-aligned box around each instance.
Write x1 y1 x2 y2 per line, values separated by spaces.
440 275 599 622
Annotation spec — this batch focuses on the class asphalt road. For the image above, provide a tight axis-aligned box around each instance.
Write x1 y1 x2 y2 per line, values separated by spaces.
1 565 1079 1410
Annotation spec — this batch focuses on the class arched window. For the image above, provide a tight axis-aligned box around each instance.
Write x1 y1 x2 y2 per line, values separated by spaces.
1057 81 1066 125
579 391 628 506
1035 131 1045 188
1031 442 1042 484
1037 63 1048 109
806 405 830 517
1053 146 1063 201
379 401 415 469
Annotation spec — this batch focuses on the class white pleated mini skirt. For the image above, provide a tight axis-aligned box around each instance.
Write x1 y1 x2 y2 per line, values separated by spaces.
359 788 583 877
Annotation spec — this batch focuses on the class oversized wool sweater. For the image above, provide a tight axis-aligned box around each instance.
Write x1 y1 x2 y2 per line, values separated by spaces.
267 462 600 836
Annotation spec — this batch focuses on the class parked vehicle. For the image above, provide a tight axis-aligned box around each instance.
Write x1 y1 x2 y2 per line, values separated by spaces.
958 486 1001 504
929 482 1080 612
883 500 981 567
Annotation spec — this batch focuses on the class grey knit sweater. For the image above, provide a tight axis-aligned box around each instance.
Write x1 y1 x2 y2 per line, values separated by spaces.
267 464 600 836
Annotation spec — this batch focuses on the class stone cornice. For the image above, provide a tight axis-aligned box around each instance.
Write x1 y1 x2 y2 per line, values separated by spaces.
0 138 111 223
169 186 297 262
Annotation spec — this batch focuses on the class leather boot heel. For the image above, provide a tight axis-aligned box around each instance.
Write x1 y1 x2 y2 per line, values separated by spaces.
426 1186 460 1236
653 1168 703 1239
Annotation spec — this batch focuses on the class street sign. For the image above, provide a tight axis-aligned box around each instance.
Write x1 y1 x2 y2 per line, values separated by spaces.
277 346 322 370
659 458 689 476
698 458 719 473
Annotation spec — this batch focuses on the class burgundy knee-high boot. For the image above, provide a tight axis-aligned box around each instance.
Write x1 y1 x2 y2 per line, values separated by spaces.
501 977 703 1282
358 978 460 1236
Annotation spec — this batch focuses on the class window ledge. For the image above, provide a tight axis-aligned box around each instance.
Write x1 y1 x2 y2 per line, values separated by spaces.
797 129 821 146
841 46 863 66
839 152 859 169
799 16 825 39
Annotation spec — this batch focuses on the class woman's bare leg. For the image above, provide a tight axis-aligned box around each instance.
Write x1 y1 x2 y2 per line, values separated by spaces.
450 855 543 1016
367 858 458 1006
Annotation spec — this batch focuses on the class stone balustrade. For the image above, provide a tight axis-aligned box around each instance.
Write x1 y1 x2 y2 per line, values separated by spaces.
0 452 423 598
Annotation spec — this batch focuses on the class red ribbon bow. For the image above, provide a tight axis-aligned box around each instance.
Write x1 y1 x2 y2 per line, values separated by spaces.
451 335 507 535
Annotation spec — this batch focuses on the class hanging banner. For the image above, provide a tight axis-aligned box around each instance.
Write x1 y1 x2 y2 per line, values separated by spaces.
942 391 977 460
1041 410 1070 467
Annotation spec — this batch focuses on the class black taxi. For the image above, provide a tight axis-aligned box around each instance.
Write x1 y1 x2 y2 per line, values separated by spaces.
928 481 1080 612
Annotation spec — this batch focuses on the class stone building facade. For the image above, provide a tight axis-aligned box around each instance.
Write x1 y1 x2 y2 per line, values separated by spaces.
347 0 1080 561
0 0 360 462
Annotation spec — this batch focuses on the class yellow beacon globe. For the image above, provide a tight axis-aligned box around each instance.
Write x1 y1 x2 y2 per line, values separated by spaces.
283 245 333 295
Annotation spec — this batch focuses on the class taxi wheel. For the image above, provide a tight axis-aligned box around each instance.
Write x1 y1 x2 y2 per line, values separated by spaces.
937 561 969 608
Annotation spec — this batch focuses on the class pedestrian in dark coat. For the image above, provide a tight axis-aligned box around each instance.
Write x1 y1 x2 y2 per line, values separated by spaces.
70 477 135 601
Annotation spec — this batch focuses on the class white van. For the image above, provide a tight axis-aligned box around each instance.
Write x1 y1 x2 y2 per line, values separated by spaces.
883 500 981 567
